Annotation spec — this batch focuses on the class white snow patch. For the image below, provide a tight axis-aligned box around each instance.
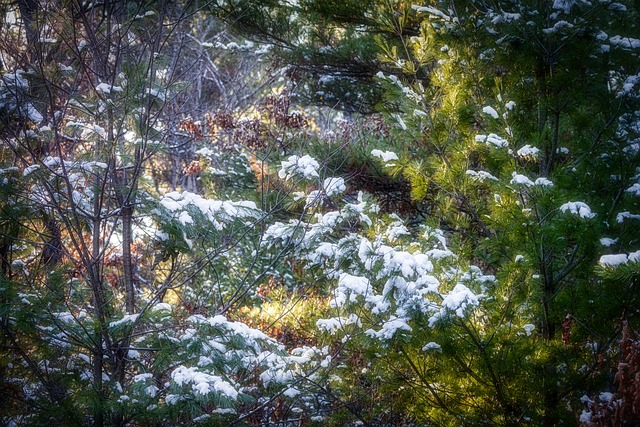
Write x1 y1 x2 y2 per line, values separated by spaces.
411 4 452 21
23 165 41 176
510 172 534 187
617 211 640 223
553 0 575 13
559 202 595 219
371 149 399 162
482 106 499 119
366 317 412 340
516 145 540 159
178 211 193 225
429 284 481 326
96 83 124 94
626 183 640 196
278 155 320 180
609 35 640 49
466 170 498 182
579 410 592 423
152 303 172 313
600 238 618 247
133 373 153 382
534 177 554 187
171 366 238 399
476 133 509 148
316 314 362 334
523 324 535 336
323 177 346 196
422 342 442 352
599 254 628 267
109 314 139 328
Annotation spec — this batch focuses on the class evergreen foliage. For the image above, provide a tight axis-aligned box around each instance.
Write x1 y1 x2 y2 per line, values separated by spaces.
1 0 640 426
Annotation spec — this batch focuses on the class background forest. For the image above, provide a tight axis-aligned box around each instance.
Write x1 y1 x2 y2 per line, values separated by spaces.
1 0 640 426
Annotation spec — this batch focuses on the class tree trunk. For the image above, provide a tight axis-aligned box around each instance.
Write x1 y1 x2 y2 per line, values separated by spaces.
541 248 559 426
122 204 135 314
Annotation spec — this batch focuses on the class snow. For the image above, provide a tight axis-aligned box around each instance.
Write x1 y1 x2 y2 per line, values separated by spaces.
552 0 575 14
425 248 454 260
602 250 640 267
609 35 640 49
159 198 181 211
608 2 627 11
422 342 442 352
165 394 184 405
151 303 172 312
79 124 106 140
109 314 140 328
195 147 215 157
534 177 553 187
23 165 40 176
133 373 153 382
316 318 343 334
157 191 261 230
283 387 300 398
466 170 498 181
146 87 165 100
365 317 412 340
54 310 87 323
188 314 271 344
580 395 593 404
476 133 509 148
334 273 371 304
411 4 453 22
27 105 43 122
323 177 346 196
482 106 499 119
600 238 618 247
626 183 640 196
154 231 169 241
510 172 534 187
0 70 44 122
278 155 320 180
579 410 592 423
559 201 596 219
392 113 407 130
317 315 361 334
516 145 540 159
619 74 640 96
371 149 399 162
386 222 410 240
178 211 193 225
596 392 613 403
491 12 521 24
542 20 574 34
429 284 481 326
171 366 239 399
2 70 29 89
617 211 640 223
96 83 124 94
599 254 628 267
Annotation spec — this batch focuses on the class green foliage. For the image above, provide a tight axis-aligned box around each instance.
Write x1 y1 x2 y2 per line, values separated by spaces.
3 0 640 425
